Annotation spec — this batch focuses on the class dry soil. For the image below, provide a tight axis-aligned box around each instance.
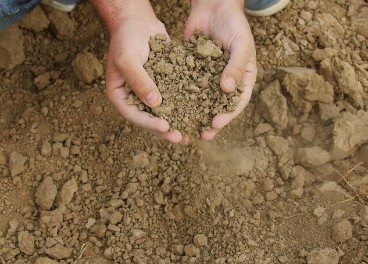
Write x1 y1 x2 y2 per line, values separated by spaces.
0 0 368 263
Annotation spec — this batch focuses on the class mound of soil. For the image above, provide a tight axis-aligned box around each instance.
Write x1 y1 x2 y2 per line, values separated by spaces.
128 33 241 136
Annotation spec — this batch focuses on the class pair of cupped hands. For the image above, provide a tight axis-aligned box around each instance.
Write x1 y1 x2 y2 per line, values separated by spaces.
95 0 257 144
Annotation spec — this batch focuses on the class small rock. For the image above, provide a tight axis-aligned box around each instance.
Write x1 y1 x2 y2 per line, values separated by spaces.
0 151 7 165
9 151 27 177
7 218 20 236
45 244 73 260
72 52 103 84
89 104 103 116
331 219 353 242
331 110 368 160
53 133 69 143
58 178 78 205
85 218 96 229
109 211 123 225
19 6 50 32
18 231 35 255
34 72 52 90
35 257 60 264
0 24 25 69
184 244 200 257
257 80 288 131
48 10 75 40
307 248 339 264
295 146 330 167
59 147 69 158
132 151 150 168
41 141 52 157
36 177 57 210
194 234 208 247
196 40 223 58
154 191 164 205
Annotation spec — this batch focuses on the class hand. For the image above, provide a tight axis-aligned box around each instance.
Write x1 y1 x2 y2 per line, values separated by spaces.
99 2 183 143
185 0 257 140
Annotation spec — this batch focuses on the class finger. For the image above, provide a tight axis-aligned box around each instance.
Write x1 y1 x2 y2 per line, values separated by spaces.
201 129 218 141
213 58 257 130
221 32 255 93
184 14 210 40
117 49 162 107
148 129 183 144
106 76 169 132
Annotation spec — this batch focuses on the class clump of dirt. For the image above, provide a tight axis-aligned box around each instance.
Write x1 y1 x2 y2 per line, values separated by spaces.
127 33 241 136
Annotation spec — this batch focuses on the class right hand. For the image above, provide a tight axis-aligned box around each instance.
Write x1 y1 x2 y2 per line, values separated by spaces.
105 17 183 143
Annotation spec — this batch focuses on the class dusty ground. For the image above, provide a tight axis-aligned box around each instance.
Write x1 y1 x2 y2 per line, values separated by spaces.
0 0 368 263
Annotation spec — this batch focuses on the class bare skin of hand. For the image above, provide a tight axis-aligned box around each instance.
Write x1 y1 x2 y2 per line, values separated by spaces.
91 0 183 143
185 0 257 140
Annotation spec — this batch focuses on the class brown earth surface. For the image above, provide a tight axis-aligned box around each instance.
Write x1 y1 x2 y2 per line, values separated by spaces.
0 0 367 263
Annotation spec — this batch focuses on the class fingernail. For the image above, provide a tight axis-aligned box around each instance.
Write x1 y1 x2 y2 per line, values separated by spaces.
146 92 159 105
225 77 236 91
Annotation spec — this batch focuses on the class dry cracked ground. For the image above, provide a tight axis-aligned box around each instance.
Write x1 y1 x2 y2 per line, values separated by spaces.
0 0 368 263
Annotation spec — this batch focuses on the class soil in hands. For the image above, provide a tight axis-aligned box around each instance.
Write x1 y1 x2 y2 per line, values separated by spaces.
127 32 241 137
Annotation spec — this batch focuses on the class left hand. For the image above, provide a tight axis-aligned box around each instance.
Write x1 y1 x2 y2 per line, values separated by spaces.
185 0 257 140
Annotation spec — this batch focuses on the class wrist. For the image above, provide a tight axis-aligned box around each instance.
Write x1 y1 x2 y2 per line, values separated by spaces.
91 0 158 34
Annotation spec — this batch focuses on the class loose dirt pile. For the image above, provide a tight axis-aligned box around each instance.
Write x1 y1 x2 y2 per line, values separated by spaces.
0 0 368 263
128 33 240 136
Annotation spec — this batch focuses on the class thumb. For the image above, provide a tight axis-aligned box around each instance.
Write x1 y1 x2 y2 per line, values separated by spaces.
119 49 162 107
220 31 255 93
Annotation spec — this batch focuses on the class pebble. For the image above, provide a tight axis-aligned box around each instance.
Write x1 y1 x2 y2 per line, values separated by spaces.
331 219 352 242
58 178 78 205
307 248 339 264
194 234 208 247
9 151 27 177
41 141 52 157
109 211 123 225
18 231 35 255
36 176 57 210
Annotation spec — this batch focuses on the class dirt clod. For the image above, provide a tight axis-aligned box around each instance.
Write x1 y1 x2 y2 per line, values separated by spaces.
9 151 27 177
48 10 75 40
72 52 103 84
36 177 57 210
331 219 353 243
18 231 35 255
19 6 49 32
0 24 25 69
307 248 339 264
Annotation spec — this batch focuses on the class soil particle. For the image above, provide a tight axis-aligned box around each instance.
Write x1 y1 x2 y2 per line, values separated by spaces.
17 231 35 255
19 6 49 32
257 80 288 131
58 178 78 205
279 67 334 113
34 72 52 90
184 244 200 257
307 248 339 264
331 219 353 242
333 58 364 107
72 52 103 84
0 24 25 69
127 33 240 136
193 234 208 247
330 110 368 160
318 103 340 121
295 146 330 167
9 151 27 177
0 150 6 165
109 211 123 225
35 257 60 264
45 244 73 260
41 141 52 157
36 176 57 210
48 10 75 40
